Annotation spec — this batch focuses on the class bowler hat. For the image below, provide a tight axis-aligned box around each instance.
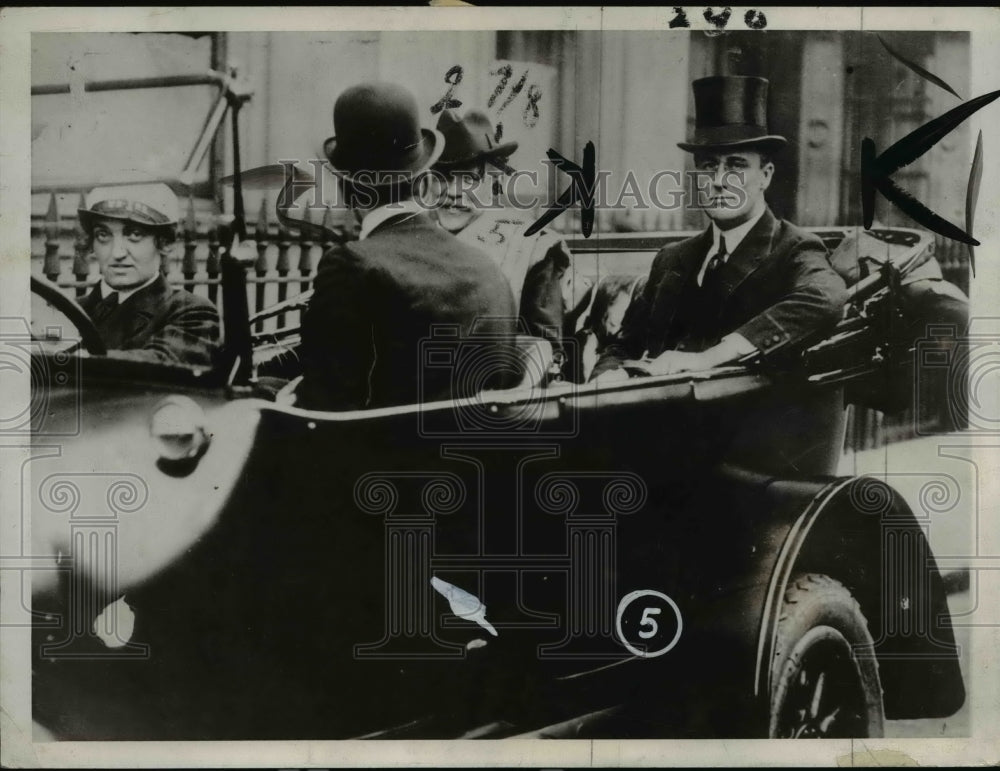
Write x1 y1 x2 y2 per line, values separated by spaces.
323 82 444 182
677 75 787 154
78 183 179 232
433 110 519 175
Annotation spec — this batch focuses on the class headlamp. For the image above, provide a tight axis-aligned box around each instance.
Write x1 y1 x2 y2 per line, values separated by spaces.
150 395 210 472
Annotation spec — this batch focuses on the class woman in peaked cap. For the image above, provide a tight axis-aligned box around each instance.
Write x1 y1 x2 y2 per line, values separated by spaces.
77 183 220 368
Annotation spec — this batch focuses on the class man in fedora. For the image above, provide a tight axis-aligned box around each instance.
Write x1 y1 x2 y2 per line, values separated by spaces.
425 109 574 372
297 82 520 411
592 75 847 380
77 183 220 368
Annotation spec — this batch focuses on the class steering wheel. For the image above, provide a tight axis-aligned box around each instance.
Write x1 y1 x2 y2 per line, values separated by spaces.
31 276 108 355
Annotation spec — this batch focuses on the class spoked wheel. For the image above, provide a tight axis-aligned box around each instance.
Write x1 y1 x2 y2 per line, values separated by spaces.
769 573 885 738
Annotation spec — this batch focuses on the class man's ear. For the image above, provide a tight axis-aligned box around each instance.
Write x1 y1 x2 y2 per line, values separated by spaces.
760 159 775 192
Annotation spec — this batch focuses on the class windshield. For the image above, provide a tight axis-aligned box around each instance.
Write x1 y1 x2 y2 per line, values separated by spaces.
31 33 215 191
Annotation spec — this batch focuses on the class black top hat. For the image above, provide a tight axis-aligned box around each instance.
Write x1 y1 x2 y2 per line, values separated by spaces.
433 110 519 175
677 75 787 154
324 82 444 181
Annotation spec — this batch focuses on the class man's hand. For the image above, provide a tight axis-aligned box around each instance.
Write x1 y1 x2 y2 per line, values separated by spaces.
644 350 713 375
645 335 758 375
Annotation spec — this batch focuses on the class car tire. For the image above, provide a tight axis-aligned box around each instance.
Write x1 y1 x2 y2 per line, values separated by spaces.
768 573 885 738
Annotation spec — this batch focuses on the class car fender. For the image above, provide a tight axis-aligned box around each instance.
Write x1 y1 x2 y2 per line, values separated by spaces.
750 471 965 721
653 466 964 735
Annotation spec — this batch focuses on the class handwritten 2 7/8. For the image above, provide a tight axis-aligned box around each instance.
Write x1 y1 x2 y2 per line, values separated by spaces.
430 64 542 141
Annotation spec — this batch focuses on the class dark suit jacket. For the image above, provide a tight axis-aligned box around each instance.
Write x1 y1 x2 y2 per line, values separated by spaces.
592 208 847 377
80 275 220 368
298 211 519 411
519 239 571 359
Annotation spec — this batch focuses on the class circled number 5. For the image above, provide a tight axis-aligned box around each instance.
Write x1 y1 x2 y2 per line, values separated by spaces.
615 589 683 658
638 606 661 639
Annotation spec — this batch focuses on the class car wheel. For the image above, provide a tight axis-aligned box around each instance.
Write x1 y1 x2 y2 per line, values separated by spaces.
768 573 885 738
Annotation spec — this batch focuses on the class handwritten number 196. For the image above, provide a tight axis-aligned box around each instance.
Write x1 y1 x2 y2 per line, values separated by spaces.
668 7 768 29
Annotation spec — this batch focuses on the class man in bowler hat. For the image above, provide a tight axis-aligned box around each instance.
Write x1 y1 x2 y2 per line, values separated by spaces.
592 76 847 380
77 183 220 368
297 82 519 411
426 109 573 371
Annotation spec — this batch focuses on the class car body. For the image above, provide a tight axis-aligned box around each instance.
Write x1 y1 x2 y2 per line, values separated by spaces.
29 224 966 740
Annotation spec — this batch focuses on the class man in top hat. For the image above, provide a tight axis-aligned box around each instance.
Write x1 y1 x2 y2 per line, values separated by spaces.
297 82 520 411
592 76 847 380
425 109 574 373
77 183 220 368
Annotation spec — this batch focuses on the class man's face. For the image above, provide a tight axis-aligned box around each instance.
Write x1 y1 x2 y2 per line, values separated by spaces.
694 150 773 228
427 163 489 234
91 217 162 290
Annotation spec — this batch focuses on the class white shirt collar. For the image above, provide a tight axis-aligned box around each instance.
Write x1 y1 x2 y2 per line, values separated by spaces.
697 205 768 286
99 273 158 303
358 199 423 241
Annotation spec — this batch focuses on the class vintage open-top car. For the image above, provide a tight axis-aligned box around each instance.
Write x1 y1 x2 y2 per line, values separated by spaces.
28 218 967 740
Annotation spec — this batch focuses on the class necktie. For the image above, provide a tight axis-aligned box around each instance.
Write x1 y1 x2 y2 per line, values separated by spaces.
701 235 727 289
91 292 119 324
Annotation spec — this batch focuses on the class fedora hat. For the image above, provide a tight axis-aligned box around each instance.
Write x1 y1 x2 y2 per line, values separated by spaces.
78 183 179 232
677 75 787 154
433 110 519 175
323 82 444 182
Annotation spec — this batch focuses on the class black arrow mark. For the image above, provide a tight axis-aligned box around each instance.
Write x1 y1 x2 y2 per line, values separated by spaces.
862 88 1000 246
877 34 962 100
525 142 596 238
966 130 983 275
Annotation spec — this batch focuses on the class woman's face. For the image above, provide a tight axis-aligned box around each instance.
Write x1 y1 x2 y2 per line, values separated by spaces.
91 217 162 289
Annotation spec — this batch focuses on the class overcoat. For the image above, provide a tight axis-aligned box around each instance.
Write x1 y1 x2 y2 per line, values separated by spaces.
593 208 847 376
299 211 519 411
79 275 220 368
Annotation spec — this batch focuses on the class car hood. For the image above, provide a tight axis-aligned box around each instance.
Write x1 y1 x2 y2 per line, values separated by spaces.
30 381 264 593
